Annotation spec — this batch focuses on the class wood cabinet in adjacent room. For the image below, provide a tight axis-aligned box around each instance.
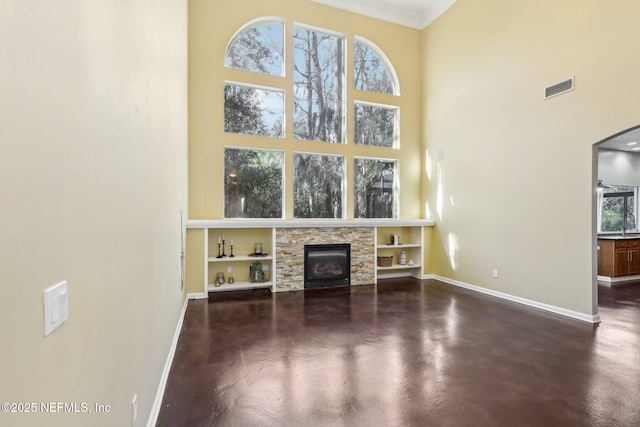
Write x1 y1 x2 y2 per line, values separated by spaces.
598 239 640 277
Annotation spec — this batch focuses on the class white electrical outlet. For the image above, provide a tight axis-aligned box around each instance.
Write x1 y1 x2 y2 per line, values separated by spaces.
132 394 137 423
227 266 232 273
492 269 499 278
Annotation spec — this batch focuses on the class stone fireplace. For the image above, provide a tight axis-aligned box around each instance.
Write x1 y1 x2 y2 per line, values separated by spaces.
275 227 375 291
304 243 351 289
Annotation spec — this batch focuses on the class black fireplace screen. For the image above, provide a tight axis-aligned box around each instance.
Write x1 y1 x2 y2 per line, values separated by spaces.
304 244 351 289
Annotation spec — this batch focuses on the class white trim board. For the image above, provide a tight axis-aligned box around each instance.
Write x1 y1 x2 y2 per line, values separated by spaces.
309 0 456 30
187 218 435 229
146 297 189 427
187 292 208 300
425 275 600 324
597 274 640 287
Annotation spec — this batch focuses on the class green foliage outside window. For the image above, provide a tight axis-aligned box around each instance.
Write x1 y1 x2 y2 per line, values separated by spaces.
354 103 397 147
353 40 397 95
224 84 284 138
223 21 402 218
293 27 345 143
224 148 283 218
601 185 636 232
224 22 284 76
294 153 344 218
354 158 396 218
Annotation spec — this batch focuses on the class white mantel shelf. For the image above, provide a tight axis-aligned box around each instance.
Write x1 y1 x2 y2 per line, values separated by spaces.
187 219 435 229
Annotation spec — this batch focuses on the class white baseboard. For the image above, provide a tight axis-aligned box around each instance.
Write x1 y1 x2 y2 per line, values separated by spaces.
597 274 640 287
427 275 600 324
187 292 208 299
146 297 189 427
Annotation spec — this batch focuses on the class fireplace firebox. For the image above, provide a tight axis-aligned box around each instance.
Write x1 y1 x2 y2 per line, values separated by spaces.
304 244 351 289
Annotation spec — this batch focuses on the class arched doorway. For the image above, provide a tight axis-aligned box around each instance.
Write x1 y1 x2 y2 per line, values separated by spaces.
593 125 640 312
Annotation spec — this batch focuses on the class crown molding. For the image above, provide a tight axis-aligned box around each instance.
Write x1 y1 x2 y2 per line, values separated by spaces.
310 0 456 30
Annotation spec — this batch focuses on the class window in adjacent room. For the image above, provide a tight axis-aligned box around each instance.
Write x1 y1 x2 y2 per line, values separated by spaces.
353 37 399 95
224 83 285 138
354 158 397 218
600 185 637 232
294 153 345 218
224 148 284 218
293 26 345 143
354 102 398 148
224 20 284 76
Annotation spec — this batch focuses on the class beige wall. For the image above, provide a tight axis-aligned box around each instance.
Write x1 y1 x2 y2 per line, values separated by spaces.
188 0 423 220
0 1 187 426
422 0 640 316
185 229 205 295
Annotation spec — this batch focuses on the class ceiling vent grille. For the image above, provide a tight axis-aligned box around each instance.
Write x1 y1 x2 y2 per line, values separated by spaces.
544 77 574 99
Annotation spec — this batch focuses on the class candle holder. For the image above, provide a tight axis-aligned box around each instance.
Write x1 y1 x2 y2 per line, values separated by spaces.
229 244 235 258
221 239 227 257
216 243 222 258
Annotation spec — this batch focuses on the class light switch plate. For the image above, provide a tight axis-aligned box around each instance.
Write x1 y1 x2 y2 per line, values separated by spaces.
44 281 68 336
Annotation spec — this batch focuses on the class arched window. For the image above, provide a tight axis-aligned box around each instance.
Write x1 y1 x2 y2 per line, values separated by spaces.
222 20 401 218
224 19 285 76
353 37 399 95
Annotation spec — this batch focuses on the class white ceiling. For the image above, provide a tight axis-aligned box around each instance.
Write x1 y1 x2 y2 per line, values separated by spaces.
310 0 457 29
599 128 640 153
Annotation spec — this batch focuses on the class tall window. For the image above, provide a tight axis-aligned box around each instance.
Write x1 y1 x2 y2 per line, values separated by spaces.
293 26 345 143
354 158 397 218
224 148 284 218
294 153 345 218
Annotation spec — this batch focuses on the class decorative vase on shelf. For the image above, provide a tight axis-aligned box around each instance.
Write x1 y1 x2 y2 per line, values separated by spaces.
250 261 265 283
399 250 407 265
215 272 225 286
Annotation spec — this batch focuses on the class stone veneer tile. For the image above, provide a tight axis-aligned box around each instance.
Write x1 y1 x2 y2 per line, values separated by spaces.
275 227 375 292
